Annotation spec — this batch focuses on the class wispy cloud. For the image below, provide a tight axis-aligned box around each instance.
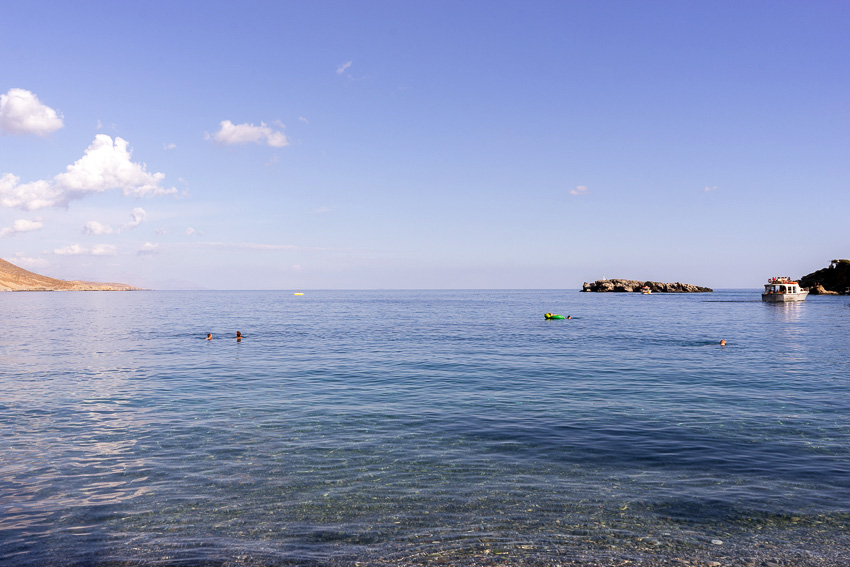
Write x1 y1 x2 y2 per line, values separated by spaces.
0 88 63 136
0 218 43 238
54 244 88 255
83 220 114 235
12 254 48 269
138 242 160 256
337 60 352 75
206 120 288 148
163 142 176 150
189 241 299 251
1 135 176 210
569 185 590 196
83 207 146 236
703 185 718 192
91 244 117 256
123 207 146 230
53 243 117 256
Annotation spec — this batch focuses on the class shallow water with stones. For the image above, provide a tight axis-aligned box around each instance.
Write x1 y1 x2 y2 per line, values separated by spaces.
1 289 848 566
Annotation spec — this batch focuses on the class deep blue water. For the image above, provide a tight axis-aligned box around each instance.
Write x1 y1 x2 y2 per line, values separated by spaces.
1 289 849 566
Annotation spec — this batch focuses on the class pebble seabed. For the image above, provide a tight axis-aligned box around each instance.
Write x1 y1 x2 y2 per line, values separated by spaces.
17 510 849 567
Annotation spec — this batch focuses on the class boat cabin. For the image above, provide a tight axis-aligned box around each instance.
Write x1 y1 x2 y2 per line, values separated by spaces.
764 277 801 295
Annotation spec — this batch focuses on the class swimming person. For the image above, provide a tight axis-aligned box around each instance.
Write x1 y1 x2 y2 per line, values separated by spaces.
720 339 726 346
206 333 212 340
236 331 242 341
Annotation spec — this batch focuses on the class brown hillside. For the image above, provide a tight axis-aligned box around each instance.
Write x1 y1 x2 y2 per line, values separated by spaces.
0 258 141 291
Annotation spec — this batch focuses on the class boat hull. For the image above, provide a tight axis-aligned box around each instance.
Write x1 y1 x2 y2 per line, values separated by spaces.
762 291 808 302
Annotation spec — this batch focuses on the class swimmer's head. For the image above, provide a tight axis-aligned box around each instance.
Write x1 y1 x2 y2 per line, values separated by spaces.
720 339 726 346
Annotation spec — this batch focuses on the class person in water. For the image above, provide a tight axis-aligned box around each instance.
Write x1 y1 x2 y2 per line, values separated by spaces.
567 315 572 319
236 331 242 341
206 333 212 340
720 339 726 346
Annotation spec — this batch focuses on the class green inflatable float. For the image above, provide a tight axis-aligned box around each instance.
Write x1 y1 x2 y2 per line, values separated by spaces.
545 313 569 320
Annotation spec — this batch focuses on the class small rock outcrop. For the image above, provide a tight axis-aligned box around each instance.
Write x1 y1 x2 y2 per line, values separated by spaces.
799 259 850 295
0 258 142 291
581 279 713 293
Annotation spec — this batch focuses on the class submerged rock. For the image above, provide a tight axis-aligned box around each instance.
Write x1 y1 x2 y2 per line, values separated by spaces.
581 279 713 293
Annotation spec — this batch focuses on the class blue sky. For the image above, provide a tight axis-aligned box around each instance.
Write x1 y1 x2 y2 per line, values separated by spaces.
1 1 848 289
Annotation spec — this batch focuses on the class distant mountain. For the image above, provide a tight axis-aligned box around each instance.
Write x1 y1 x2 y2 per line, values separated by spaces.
0 258 142 291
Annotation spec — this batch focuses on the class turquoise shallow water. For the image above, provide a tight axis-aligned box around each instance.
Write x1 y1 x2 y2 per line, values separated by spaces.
1 289 849 566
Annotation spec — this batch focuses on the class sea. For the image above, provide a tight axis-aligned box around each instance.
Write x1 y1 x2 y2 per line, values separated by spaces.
1 289 848 567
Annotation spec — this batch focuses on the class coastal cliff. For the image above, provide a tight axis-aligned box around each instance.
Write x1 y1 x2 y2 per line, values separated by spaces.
798 259 850 295
582 279 713 293
0 258 141 291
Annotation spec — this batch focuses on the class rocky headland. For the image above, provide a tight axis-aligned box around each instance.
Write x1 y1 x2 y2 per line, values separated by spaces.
582 279 713 293
0 258 142 291
798 259 850 295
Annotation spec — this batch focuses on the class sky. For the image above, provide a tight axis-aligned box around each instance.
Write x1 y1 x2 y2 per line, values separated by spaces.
1 1 848 289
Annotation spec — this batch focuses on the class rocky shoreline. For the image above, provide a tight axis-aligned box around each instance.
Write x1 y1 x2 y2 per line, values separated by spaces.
799 259 850 295
582 279 713 293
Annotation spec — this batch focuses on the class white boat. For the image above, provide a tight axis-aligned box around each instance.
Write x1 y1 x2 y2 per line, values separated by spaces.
762 276 808 302
640 286 652 294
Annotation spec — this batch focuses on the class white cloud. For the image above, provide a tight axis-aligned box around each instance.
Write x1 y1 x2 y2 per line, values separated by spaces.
0 88 64 136
298 116 309 124
12 255 48 269
83 220 114 235
138 242 160 256
83 208 145 235
207 120 289 148
91 244 117 256
54 244 88 255
569 185 590 196
337 61 352 75
155 227 168 235
123 207 146 230
163 142 176 150
0 174 61 210
1 135 176 210
703 185 718 192
56 135 177 198
53 243 116 256
185 227 196 235
0 218 44 237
